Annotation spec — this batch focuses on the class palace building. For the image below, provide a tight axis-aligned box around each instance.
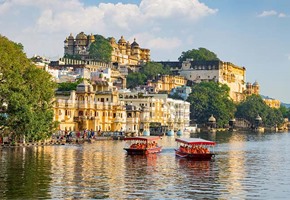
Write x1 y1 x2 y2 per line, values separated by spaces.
64 32 150 66
54 80 127 133
54 81 190 135
179 60 246 102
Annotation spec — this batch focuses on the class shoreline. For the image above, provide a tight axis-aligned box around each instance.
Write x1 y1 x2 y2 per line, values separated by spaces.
0 136 125 148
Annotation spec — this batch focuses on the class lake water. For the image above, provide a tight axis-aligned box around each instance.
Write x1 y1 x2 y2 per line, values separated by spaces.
1 131 290 199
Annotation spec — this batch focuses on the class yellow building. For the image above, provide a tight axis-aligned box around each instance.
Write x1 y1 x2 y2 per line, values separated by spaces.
264 99 281 108
109 36 150 65
64 32 150 66
179 60 246 102
245 81 260 96
147 75 187 94
54 80 127 132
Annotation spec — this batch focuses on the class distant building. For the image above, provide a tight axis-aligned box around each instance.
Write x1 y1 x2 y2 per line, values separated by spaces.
31 55 50 69
244 81 260 96
147 75 187 94
109 36 150 65
49 58 126 89
170 85 192 100
264 98 281 108
118 90 190 133
158 60 246 102
64 32 150 66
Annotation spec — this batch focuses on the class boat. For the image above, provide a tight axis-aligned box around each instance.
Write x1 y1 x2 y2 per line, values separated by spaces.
175 138 216 160
124 136 162 155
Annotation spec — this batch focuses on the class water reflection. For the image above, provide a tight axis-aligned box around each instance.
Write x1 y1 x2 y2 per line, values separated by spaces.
1 132 290 199
0 147 52 199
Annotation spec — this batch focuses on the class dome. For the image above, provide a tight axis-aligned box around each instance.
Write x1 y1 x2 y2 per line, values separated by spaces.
255 114 262 121
76 32 87 40
89 33 95 41
208 114 216 122
68 33 74 40
176 130 183 136
118 36 126 44
109 37 116 43
143 130 150 136
131 38 139 47
253 81 259 86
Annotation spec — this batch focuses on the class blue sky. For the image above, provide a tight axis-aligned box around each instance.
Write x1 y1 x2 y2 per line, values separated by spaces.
0 0 289 103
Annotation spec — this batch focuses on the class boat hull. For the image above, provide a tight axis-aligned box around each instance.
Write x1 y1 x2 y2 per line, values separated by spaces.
124 146 162 155
175 149 215 160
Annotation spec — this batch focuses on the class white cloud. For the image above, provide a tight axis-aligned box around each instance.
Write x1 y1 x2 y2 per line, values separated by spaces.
140 0 217 20
258 10 287 18
278 13 286 18
0 0 217 58
0 0 12 13
258 10 277 17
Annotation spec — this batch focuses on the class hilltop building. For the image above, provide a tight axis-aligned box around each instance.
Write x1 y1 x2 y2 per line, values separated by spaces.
244 81 260 96
179 60 246 102
48 58 126 89
64 32 150 66
263 98 281 108
158 60 246 102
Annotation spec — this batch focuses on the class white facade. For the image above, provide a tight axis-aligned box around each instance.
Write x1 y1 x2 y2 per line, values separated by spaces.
119 91 190 131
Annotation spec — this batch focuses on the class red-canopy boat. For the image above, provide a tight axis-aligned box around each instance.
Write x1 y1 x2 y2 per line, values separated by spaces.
175 138 216 160
124 136 162 155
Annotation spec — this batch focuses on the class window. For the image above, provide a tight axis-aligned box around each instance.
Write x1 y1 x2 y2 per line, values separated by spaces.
79 111 83 116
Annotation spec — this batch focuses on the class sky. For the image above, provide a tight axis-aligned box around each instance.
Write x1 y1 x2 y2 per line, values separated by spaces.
0 0 289 103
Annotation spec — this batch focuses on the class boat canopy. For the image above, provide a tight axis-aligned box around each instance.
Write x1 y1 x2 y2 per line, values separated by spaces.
175 138 216 146
124 136 161 141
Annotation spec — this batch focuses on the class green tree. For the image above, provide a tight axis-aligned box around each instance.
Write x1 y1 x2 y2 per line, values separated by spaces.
178 47 219 62
126 72 147 89
89 35 113 62
236 95 284 127
168 92 184 100
57 78 86 91
187 81 236 127
140 62 171 80
279 105 289 119
0 35 57 142
63 53 82 60
126 62 171 88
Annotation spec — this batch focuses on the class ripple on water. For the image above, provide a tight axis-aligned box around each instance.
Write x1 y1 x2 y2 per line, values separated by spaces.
1 132 290 199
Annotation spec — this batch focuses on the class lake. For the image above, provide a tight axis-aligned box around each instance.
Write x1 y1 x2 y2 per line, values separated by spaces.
1 131 290 199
